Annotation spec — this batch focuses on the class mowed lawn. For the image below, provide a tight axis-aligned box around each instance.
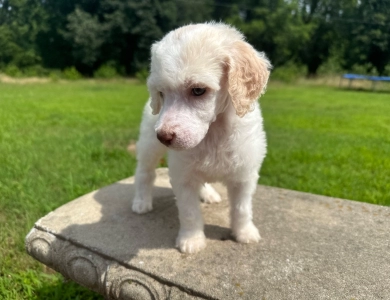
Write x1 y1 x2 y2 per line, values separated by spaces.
0 80 389 299
0 81 145 299
261 83 390 205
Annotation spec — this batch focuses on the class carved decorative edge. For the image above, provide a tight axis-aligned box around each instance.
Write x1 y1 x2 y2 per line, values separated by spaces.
25 227 202 300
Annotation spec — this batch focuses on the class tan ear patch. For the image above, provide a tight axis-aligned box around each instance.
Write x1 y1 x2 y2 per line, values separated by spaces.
227 41 271 117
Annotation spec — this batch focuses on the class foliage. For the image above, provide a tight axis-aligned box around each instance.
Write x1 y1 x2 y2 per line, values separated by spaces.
1 0 389 76
296 0 348 76
0 26 22 67
0 0 46 68
350 63 379 76
135 68 149 83
94 63 119 79
23 65 50 77
62 66 83 80
1 64 51 78
63 8 105 72
228 1 313 68
340 0 390 75
317 49 345 76
48 70 63 81
3 65 23 77
383 65 390 77
270 63 306 83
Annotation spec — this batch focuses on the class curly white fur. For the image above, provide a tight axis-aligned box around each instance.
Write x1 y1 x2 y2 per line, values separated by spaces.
132 22 271 254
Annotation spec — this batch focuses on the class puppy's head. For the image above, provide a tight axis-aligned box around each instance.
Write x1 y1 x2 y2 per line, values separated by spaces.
147 23 271 150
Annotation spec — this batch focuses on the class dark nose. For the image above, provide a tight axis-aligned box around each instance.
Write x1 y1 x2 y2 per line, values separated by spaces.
157 131 175 146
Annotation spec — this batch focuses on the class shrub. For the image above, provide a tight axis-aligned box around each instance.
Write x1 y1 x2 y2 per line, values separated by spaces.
350 63 378 76
135 68 149 83
317 55 344 76
62 67 83 80
3 65 23 77
270 63 305 83
23 65 50 77
383 65 390 76
48 70 63 81
94 64 118 79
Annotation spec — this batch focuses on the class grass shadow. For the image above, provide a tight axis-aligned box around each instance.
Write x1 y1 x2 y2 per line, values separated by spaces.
34 277 103 300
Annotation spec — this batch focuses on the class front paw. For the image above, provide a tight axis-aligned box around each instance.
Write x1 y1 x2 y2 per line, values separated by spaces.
132 197 153 214
176 231 206 254
233 222 261 244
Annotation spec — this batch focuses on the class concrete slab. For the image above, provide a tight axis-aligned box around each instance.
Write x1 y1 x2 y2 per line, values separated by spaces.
26 168 390 299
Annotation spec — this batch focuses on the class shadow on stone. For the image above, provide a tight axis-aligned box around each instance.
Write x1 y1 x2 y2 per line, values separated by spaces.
52 181 232 260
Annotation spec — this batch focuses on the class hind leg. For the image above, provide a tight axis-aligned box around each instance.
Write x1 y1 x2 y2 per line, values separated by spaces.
200 183 222 204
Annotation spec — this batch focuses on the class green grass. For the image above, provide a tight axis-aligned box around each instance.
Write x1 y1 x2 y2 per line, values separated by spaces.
0 80 147 299
260 83 390 205
0 80 389 298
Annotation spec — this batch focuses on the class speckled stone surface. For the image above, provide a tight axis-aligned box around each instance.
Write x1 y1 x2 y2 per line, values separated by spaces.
26 168 390 299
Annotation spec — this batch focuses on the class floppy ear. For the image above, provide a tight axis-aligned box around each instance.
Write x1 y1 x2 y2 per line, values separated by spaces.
227 41 271 117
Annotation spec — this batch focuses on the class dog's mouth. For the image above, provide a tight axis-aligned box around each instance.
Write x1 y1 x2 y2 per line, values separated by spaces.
157 138 197 151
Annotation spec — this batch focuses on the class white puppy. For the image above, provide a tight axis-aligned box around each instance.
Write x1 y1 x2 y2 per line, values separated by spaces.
132 23 271 254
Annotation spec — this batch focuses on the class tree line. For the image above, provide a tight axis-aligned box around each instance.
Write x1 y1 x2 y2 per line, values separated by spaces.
0 0 389 77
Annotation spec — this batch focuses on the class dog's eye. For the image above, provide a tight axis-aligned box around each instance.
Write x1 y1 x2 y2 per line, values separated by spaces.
191 88 206 96
159 91 164 98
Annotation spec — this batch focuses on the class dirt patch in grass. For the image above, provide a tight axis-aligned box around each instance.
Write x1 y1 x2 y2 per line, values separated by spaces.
0 74 50 84
127 140 137 154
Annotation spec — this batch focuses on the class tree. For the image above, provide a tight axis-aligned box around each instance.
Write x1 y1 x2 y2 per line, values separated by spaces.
1 0 389 77
100 0 166 73
0 0 47 69
63 8 105 73
340 0 390 75
227 0 312 68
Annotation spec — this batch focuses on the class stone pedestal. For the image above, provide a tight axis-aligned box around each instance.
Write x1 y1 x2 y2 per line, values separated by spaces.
26 168 390 299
